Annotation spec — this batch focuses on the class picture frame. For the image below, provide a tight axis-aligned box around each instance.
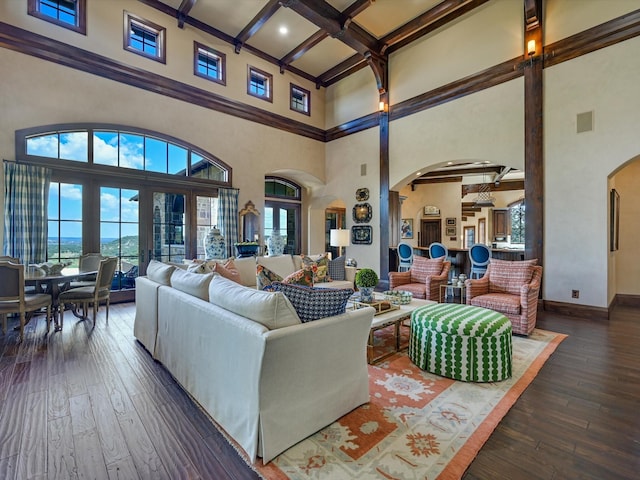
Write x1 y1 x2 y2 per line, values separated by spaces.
446 217 456 226
610 188 620 252
446 226 456 236
423 205 440 216
401 219 413 239
352 225 372 244
353 203 372 223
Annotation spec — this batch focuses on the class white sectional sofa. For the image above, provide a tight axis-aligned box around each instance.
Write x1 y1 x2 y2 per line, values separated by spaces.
134 260 374 463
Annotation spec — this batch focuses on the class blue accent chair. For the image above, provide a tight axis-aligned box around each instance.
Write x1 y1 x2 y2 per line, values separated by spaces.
397 242 414 272
428 242 448 259
468 243 492 279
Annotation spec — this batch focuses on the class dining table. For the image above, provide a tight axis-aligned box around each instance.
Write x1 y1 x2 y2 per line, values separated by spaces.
25 269 98 332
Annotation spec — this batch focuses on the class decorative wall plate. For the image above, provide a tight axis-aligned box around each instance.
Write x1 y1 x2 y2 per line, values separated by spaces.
355 188 369 201
353 203 372 223
352 225 372 244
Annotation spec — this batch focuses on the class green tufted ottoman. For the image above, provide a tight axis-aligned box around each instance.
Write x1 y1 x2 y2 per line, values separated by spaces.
409 303 512 382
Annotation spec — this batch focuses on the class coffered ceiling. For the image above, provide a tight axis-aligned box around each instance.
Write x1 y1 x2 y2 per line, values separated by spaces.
143 0 492 87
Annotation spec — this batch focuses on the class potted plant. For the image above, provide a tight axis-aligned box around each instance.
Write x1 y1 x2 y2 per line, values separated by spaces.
355 268 379 303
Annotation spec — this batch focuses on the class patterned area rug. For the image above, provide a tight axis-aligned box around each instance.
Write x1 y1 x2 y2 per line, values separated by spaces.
254 327 566 480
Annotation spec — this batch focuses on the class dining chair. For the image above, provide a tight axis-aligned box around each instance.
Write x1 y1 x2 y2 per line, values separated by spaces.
69 253 105 288
396 242 414 272
468 243 492 279
0 260 52 342
59 256 118 329
428 242 448 259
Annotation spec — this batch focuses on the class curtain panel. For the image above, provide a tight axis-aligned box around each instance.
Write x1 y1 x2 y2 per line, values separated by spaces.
217 188 239 258
3 162 51 265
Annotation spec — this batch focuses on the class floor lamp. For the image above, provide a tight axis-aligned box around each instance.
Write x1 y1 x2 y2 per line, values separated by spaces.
330 229 350 258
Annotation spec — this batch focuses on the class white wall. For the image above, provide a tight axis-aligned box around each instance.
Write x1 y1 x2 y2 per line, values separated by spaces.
544 36 640 307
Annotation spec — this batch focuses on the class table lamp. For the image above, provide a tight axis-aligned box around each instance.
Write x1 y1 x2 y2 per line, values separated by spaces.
330 229 350 258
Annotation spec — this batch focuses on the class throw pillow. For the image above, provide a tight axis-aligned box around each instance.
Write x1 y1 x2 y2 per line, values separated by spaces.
282 268 314 287
301 254 330 283
187 262 211 274
269 282 354 322
328 256 346 281
211 258 241 284
170 269 214 301
257 264 283 290
146 259 175 286
410 255 444 284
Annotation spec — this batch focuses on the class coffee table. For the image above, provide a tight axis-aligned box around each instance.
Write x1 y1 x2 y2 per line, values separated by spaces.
351 297 435 364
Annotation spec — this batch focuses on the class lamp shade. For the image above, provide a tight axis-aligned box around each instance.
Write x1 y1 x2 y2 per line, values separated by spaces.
330 229 350 247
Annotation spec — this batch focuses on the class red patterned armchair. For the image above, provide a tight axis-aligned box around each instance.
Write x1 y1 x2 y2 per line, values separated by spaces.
465 258 543 336
388 255 450 301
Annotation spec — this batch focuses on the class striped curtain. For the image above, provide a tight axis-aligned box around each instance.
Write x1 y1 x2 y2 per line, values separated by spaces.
217 188 239 258
3 162 52 265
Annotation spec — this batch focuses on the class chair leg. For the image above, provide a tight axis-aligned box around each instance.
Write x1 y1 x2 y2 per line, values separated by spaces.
92 302 98 327
60 304 65 331
19 312 25 342
105 298 110 324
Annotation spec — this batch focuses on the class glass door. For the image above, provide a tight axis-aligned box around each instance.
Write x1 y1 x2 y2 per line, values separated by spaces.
151 191 186 264
100 186 140 291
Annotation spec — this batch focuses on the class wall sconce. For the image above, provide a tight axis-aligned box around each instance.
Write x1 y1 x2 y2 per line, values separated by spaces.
527 39 536 56
379 101 388 113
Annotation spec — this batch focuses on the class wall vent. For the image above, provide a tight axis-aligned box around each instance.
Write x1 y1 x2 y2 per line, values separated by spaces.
361 163 367 176
576 111 593 133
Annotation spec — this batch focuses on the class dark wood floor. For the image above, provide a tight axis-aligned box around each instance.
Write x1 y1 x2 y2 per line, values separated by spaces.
0 303 638 479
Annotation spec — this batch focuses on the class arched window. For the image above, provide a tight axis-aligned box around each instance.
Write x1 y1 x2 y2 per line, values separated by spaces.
265 176 301 254
17 124 231 184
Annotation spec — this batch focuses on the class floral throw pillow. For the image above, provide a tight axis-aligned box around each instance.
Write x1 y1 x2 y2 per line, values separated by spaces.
282 268 314 287
301 254 330 283
257 264 283 290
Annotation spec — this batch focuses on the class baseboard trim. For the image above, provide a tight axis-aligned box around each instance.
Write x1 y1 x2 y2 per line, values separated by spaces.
613 294 640 307
543 300 609 321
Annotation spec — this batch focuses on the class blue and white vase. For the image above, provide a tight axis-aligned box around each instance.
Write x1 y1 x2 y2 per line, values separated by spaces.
267 231 286 256
204 226 226 259
359 287 375 303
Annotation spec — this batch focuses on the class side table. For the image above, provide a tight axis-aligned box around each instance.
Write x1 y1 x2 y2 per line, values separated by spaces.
439 283 465 303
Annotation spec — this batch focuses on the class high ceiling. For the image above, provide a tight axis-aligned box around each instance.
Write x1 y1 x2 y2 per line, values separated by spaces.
145 0 491 87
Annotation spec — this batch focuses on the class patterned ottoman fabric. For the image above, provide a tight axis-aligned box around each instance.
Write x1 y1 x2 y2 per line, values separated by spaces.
409 303 512 382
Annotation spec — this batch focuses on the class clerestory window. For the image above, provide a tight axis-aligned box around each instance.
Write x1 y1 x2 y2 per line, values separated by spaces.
290 84 310 116
28 0 87 34
124 12 166 63
194 42 226 85
247 66 273 102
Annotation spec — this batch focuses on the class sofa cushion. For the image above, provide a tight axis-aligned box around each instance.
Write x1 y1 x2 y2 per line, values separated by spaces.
269 282 354 322
208 275 301 329
282 268 314 287
471 292 521 315
328 256 346 281
301 254 330 283
147 260 175 285
488 258 538 296
170 269 214 300
256 255 297 280
410 255 444 284
211 259 241 284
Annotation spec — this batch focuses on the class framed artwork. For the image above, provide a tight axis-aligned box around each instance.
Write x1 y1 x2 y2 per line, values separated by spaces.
401 219 413 239
355 188 369 201
423 205 440 216
353 203 372 223
446 226 456 236
610 188 620 251
446 217 456 226
352 225 372 244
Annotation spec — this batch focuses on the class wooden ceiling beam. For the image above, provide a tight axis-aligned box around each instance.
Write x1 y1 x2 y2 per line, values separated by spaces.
412 176 463 185
235 0 281 53
418 166 503 179
281 0 379 55
280 29 328 69
462 180 524 196
524 0 542 31
317 53 366 85
177 0 197 29
386 0 490 55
